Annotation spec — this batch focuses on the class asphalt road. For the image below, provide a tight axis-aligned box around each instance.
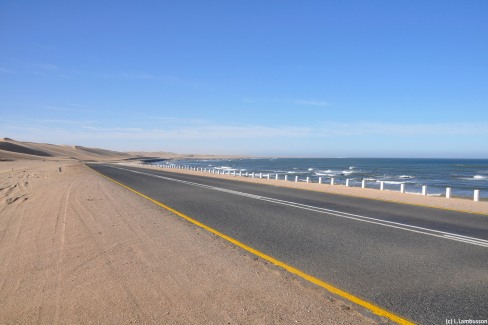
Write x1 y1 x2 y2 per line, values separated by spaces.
89 163 488 324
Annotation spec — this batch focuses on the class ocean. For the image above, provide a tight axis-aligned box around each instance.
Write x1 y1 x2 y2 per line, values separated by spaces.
149 158 488 199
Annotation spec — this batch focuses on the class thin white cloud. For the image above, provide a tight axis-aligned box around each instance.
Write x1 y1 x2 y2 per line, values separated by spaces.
31 118 98 126
101 72 170 81
317 122 488 136
39 44 61 51
294 100 328 107
3 118 488 156
39 104 96 113
241 98 258 104
72 125 312 140
5 119 488 141
39 63 59 70
148 116 208 125
2 120 311 141
101 72 210 88
0 67 14 73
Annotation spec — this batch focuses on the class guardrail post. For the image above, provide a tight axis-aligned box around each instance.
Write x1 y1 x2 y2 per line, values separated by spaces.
295 175 298 182
346 179 350 187
361 180 366 188
400 183 405 193
259 173 262 179
306 177 310 183
318 177 322 184
251 172 255 178
422 185 427 196
446 187 451 199
474 189 480 202
330 178 335 185
285 175 288 181
380 181 384 191
275 174 279 180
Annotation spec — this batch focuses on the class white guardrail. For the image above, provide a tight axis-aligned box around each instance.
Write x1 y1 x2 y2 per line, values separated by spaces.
143 163 482 202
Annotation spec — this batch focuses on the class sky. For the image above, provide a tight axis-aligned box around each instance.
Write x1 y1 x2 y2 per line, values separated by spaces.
1 1 487 158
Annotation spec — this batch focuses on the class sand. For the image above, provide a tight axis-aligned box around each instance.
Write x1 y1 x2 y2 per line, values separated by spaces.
0 138 249 163
0 138 135 162
0 160 378 324
125 163 488 215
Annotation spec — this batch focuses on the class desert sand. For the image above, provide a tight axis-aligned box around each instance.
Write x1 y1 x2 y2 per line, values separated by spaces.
0 159 378 324
0 138 248 163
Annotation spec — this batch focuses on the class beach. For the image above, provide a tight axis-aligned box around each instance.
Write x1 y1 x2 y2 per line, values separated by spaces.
0 159 377 324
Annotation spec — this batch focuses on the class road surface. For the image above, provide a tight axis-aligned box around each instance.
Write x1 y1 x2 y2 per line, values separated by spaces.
88 163 488 324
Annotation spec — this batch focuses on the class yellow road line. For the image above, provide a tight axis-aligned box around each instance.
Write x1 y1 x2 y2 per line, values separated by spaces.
87 164 416 325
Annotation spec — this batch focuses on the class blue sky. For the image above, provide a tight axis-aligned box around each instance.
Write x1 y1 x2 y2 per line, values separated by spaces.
1 1 487 157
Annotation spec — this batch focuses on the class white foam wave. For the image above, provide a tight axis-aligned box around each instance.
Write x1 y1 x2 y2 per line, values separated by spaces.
460 175 488 181
399 175 415 179
316 169 340 175
377 180 404 185
315 173 334 176
214 166 237 171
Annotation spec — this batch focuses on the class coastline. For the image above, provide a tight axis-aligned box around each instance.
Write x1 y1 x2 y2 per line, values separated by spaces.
124 162 488 215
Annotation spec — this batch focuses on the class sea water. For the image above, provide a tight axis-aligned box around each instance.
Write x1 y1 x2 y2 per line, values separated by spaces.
150 158 488 199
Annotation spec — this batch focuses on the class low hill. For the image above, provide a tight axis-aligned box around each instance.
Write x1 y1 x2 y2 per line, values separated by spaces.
0 137 246 162
0 138 133 161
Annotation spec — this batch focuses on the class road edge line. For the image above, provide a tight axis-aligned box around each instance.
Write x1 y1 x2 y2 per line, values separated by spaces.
87 164 416 325
136 165 488 217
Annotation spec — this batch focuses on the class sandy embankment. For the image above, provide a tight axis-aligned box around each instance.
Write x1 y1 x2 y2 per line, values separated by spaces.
125 163 488 215
0 160 377 324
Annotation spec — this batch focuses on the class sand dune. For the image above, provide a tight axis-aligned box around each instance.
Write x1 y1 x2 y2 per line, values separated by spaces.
0 138 134 161
0 138 249 162
0 140 52 158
